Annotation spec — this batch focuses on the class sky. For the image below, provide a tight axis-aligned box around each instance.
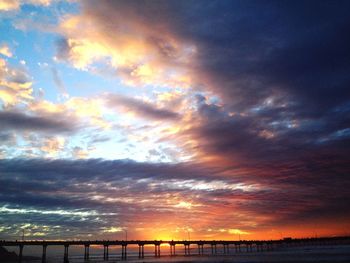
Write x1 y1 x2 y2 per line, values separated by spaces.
0 0 350 241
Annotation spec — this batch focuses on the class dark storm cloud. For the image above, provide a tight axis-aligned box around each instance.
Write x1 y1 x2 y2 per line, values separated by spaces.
107 94 180 121
176 0 350 197
178 94 350 227
0 110 76 133
158 0 350 114
191 97 350 164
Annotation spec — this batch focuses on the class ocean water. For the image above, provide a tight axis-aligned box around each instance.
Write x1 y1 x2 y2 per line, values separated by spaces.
6 243 350 263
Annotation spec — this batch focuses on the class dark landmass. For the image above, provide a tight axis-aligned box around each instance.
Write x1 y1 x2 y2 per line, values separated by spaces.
0 246 17 261
0 246 40 262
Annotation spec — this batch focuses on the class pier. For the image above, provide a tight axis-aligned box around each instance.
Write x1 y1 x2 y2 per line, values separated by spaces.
1 236 349 263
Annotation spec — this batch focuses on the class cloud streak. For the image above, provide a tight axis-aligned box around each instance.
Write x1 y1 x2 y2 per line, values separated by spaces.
0 158 349 239
107 94 180 121
0 111 76 133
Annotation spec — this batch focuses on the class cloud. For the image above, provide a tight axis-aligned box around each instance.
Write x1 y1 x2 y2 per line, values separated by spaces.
51 0 350 164
0 0 20 11
0 110 76 133
55 1 195 88
103 226 123 233
40 136 65 157
26 0 52 6
0 58 33 106
228 229 250 235
0 43 13 57
0 158 349 239
179 1 350 116
107 94 180 121
51 67 68 97
0 0 53 12
28 96 110 130
72 146 88 159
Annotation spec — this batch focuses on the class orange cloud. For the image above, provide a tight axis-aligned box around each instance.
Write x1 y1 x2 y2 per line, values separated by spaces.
56 4 196 88
0 0 53 11
0 43 13 57
29 96 110 130
40 136 65 157
0 0 20 11
0 58 33 106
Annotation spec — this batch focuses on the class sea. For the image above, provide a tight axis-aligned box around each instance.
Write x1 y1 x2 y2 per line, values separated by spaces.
5 243 350 263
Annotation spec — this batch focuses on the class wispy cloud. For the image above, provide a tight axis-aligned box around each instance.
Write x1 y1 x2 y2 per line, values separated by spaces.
107 94 180 121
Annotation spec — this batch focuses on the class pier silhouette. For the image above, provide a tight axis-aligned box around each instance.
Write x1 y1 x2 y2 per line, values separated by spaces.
1 236 350 263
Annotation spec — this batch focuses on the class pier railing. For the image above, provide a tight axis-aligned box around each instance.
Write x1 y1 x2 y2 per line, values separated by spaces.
1 236 349 262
